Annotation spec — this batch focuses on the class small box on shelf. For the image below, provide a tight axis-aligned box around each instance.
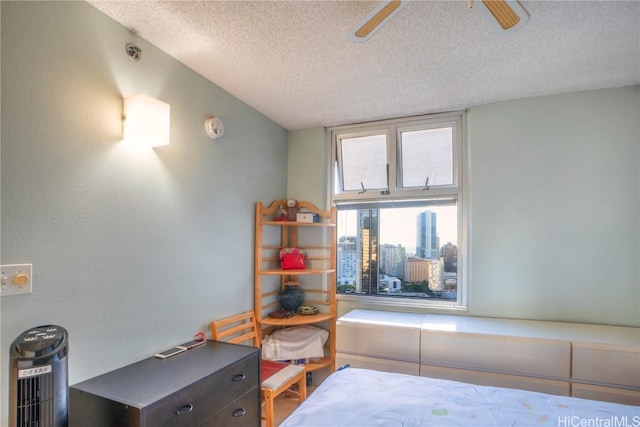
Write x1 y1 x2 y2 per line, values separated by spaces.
297 212 320 223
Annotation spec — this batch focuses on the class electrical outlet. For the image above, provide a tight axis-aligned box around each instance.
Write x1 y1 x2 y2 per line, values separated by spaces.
1 264 33 297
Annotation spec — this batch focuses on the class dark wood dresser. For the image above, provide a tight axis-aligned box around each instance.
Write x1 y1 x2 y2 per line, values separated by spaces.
69 340 260 426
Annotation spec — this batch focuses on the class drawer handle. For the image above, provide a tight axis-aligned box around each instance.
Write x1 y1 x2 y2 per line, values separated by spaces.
175 404 193 416
232 373 246 382
232 408 246 417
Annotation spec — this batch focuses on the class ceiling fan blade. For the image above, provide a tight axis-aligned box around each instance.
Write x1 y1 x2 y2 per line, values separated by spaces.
348 0 410 43
474 0 529 33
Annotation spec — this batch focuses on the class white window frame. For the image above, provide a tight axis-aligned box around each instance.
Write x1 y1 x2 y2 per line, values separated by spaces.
328 112 468 310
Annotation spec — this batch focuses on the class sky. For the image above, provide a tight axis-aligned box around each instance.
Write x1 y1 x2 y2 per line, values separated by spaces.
337 205 458 253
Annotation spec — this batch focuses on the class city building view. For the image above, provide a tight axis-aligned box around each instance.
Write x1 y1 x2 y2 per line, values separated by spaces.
337 207 457 300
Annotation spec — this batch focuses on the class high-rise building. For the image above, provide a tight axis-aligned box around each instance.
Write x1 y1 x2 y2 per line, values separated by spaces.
416 211 439 259
337 236 357 284
380 243 406 279
357 209 379 294
440 242 458 273
404 257 431 283
428 258 444 291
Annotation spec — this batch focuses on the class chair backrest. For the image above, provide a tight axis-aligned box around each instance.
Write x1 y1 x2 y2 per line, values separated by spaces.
210 311 261 348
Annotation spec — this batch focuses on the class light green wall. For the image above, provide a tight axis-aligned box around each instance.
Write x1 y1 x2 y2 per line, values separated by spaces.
1 2 287 423
1 2 638 423
287 127 327 209
467 86 639 325
290 87 640 327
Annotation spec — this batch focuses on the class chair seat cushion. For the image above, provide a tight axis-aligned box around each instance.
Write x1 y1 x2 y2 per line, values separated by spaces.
261 359 290 382
261 362 305 390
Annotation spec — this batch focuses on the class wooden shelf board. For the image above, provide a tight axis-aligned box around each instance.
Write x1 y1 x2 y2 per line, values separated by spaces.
260 268 335 275
261 221 335 228
304 357 333 372
259 313 335 326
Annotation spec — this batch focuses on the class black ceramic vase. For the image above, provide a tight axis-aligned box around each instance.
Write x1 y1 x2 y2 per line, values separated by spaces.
279 284 304 311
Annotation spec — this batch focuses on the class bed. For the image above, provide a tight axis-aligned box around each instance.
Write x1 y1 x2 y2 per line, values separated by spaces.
280 367 640 426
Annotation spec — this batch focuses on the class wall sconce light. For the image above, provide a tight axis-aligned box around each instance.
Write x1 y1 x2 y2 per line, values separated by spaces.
123 94 170 148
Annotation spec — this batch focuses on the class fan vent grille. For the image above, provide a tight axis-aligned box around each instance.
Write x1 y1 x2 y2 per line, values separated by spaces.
17 373 55 426
355 0 403 38
482 0 520 29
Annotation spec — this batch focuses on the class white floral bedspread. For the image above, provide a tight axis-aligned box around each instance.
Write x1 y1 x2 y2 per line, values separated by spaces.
281 367 639 427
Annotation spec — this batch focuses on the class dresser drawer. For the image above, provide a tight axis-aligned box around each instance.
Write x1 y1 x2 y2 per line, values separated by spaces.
336 352 420 376
572 343 640 389
146 353 259 426
421 331 571 379
336 316 421 363
572 382 640 406
200 386 261 426
420 364 570 396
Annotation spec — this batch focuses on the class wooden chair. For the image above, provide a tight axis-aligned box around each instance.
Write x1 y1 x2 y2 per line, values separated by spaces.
211 311 307 427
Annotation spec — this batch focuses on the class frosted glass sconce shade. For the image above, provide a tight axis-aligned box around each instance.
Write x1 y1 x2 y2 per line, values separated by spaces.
123 94 170 148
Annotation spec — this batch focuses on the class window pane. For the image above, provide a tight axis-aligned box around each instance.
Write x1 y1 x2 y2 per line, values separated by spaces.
340 134 387 191
401 127 453 187
337 203 457 300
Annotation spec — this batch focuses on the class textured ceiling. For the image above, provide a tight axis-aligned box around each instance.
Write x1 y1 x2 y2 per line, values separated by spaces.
86 1 640 130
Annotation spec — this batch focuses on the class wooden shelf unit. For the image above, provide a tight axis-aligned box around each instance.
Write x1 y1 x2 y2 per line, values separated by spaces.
254 200 337 375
